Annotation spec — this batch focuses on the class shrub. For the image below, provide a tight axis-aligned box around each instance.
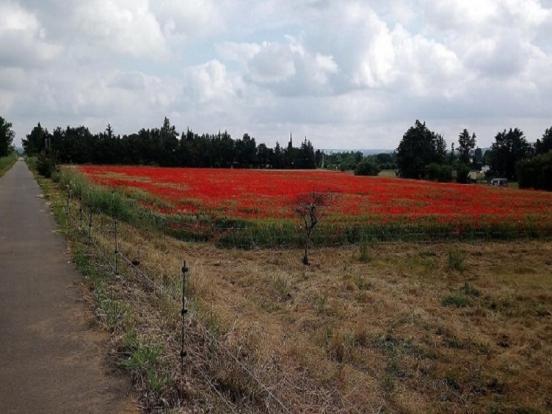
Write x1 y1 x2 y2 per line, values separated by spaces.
517 151 552 191
455 163 470 184
448 249 466 271
425 163 453 182
442 293 471 308
36 153 56 178
354 159 381 176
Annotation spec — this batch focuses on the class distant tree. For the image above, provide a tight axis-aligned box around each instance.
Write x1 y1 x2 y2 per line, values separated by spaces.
535 127 552 155
396 120 447 178
272 142 285 168
449 142 456 163
473 147 484 170
374 153 396 170
256 143 272 167
455 162 470 184
354 159 380 176
425 163 453 182
23 123 50 155
298 138 316 169
458 129 476 165
235 133 257 167
158 117 179 166
0 116 15 157
487 128 532 180
518 151 552 191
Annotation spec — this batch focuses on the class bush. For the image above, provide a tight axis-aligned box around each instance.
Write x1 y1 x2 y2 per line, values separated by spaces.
442 293 471 308
425 163 453 182
36 153 56 178
517 151 552 191
455 163 470 184
448 249 466 272
354 159 381 176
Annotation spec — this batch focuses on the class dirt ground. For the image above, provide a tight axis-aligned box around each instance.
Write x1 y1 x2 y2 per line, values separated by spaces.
104 212 552 413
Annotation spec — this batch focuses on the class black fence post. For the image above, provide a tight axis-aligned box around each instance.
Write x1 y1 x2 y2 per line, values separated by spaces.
65 186 71 217
88 209 93 243
114 218 119 275
78 197 83 230
181 260 189 379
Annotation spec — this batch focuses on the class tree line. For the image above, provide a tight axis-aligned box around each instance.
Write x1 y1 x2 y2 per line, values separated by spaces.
2 112 550 191
395 120 552 190
23 117 320 170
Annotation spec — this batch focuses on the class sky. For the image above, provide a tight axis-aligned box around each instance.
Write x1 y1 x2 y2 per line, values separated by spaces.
1 0 552 150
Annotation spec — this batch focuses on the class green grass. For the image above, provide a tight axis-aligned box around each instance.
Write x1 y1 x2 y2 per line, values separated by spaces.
442 293 472 308
0 153 17 177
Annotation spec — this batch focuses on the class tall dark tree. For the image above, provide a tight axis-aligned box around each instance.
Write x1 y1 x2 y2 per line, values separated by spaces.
488 128 531 180
23 123 50 155
473 147 484 170
396 120 447 178
535 127 552 155
159 117 179 166
457 129 476 165
0 116 15 157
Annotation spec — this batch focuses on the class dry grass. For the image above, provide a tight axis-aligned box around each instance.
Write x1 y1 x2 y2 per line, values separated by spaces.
89 212 552 413
37 170 552 413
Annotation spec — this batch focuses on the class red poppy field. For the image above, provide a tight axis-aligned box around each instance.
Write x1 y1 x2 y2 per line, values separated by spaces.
75 165 552 243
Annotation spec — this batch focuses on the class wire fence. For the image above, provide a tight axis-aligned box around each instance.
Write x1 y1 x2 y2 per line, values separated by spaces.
62 190 297 413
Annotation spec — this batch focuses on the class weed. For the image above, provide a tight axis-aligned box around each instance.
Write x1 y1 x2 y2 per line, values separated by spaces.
358 239 371 263
442 293 471 308
448 249 466 272
271 273 291 301
461 282 480 297
353 274 373 291
314 295 328 315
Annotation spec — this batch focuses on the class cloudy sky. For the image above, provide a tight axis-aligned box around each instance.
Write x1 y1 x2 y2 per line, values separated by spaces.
1 0 552 149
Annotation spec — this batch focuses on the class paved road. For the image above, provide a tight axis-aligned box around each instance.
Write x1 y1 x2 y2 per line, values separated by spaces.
0 160 135 413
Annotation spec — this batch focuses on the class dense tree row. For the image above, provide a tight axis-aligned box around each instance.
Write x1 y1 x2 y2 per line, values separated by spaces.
7 111 551 191
23 118 319 169
395 120 552 190
0 116 15 157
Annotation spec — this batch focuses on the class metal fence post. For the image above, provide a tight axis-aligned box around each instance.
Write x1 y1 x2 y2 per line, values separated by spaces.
88 209 93 243
65 187 71 217
114 218 119 275
78 197 83 229
181 260 189 379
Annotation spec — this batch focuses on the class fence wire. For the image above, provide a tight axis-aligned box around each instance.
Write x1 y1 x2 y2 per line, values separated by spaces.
63 195 294 413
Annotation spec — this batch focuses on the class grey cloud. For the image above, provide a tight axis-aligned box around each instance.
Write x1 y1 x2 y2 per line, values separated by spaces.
2 0 552 150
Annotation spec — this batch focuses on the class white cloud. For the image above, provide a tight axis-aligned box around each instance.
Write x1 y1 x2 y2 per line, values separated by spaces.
71 0 167 59
0 1 61 67
2 0 552 149
152 0 223 39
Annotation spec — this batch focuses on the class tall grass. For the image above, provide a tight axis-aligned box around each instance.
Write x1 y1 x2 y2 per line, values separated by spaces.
0 152 17 177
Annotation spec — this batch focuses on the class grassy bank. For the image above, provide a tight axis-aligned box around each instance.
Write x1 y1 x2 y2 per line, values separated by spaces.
0 153 17 177
30 161 279 412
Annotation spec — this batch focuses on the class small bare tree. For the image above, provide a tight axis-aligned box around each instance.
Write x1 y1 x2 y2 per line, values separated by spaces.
294 192 331 265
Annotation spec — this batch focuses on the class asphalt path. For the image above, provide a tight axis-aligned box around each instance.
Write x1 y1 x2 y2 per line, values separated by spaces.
0 160 135 413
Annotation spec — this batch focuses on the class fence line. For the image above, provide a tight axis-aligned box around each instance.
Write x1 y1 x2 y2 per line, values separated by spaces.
62 195 293 413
